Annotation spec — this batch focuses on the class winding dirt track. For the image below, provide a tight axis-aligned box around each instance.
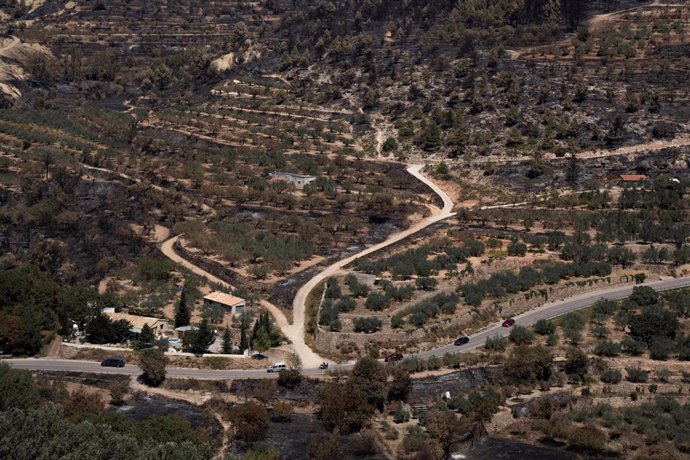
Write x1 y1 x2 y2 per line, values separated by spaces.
287 164 456 365
158 165 455 368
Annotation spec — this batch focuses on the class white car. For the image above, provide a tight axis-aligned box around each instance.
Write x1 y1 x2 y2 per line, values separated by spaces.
267 362 287 373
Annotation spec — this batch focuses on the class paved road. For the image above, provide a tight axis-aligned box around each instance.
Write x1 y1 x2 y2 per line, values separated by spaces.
7 276 690 379
416 276 690 359
3 358 327 380
289 164 456 365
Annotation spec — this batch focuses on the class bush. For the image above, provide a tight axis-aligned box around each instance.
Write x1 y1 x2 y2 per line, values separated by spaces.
336 296 356 312
394 406 411 424
650 336 675 360
415 277 439 291
594 340 621 357
353 317 383 333
626 367 649 383
593 299 617 317
621 336 646 356
391 314 405 329
567 425 607 450
277 369 303 389
485 335 508 351
365 292 389 311
230 401 269 443
507 241 527 257
508 326 534 345
600 368 622 384
533 319 555 335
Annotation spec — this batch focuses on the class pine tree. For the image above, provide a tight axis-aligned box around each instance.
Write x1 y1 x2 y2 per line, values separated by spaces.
135 323 155 350
174 288 191 328
190 318 215 355
222 327 233 354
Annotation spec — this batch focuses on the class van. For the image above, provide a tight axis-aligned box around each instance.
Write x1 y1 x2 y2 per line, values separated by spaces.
101 356 126 368
267 362 287 373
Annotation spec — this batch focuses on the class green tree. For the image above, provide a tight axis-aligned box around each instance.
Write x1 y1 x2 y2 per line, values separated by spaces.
423 119 441 150
509 326 534 345
135 323 155 350
139 348 168 387
628 304 679 345
190 319 215 355
319 381 372 434
564 347 588 383
221 327 233 354
174 289 191 328
351 356 388 411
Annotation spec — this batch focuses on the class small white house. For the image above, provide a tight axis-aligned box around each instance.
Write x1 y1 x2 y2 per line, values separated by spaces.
269 172 317 189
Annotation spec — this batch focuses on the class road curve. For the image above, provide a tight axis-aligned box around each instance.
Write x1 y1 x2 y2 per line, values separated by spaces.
159 235 300 362
288 164 456 364
6 276 690 378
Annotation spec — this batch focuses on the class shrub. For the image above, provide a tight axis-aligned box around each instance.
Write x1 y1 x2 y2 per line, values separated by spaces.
600 368 622 384
336 296 356 312
277 369 302 389
594 340 621 357
626 367 649 383
507 241 527 257
656 368 672 383
593 299 617 317
365 292 389 311
415 277 438 291
394 406 411 424
485 335 508 351
353 317 383 333
230 401 269 443
391 314 405 329
509 326 534 345
621 336 646 356
650 336 675 360
534 319 555 335
567 425 607 450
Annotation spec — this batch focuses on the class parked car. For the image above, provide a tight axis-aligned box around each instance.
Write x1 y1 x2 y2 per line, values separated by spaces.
454 336 470 346
267 362 287 373
502 318 516 327
101 356 126 367
384 351 403 362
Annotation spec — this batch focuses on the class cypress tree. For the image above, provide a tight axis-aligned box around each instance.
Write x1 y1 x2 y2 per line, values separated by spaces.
222 327 233 354
174 288 191 328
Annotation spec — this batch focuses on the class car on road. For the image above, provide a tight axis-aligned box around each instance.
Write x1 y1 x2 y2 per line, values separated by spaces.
502 319 516 327
267 362 287 373
454 336 470 346
384 351 403 362
101 356 126 367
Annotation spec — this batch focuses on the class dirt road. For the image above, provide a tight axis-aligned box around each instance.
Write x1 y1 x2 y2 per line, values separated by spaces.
159 235 302 363
287 164 456 364
158 165 455 368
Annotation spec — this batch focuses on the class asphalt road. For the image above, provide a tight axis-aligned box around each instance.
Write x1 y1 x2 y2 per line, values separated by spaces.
416 276 690 359
5 276 690 379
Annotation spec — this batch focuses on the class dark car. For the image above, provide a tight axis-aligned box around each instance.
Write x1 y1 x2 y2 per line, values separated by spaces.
384 351 403 362
454 336 470 346
101 356 126 367
502 319 516 327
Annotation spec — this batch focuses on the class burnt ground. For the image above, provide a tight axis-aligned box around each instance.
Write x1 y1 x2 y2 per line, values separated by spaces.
231 412 386 460
462 436 578 460
113 393 223 437
409 367 503 406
